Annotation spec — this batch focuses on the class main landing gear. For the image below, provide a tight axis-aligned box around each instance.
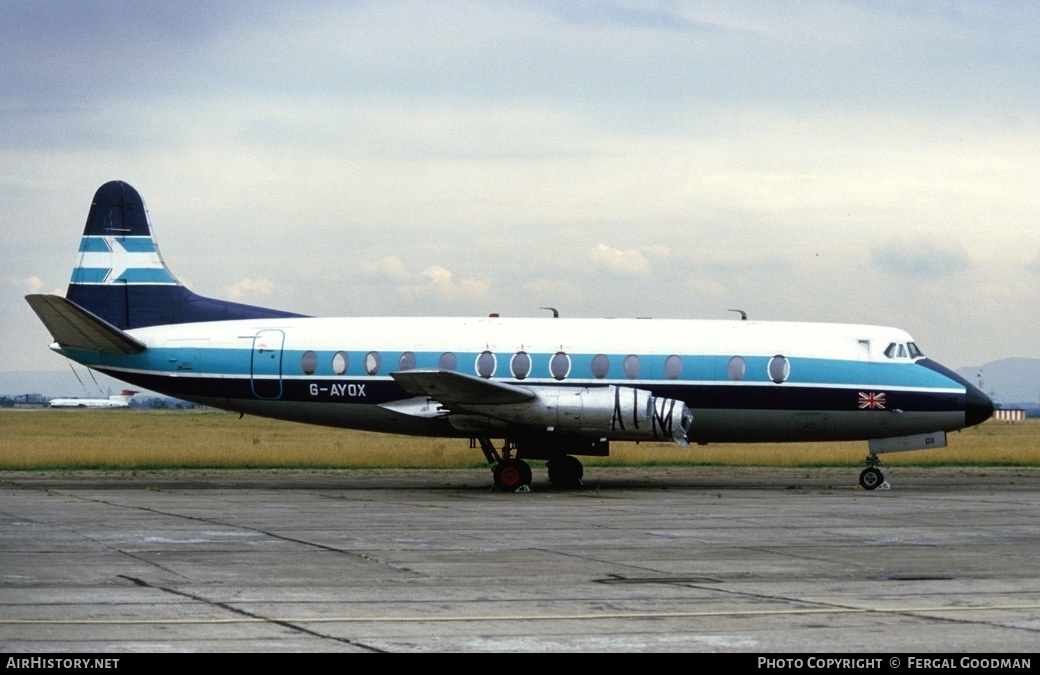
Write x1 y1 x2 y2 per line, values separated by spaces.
474 437 586 492
547 455 584 488
493 458 532 492
859 453 890 491
475 437 532 492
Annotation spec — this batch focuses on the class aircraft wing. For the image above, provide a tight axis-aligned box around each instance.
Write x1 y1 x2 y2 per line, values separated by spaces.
25 294 146 354
390 369 535 407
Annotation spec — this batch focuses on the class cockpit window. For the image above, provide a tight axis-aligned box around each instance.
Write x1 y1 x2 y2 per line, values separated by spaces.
884 342 923 360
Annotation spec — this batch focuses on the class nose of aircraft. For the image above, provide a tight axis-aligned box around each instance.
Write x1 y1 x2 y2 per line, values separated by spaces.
918 358 995 428
964 381 995 428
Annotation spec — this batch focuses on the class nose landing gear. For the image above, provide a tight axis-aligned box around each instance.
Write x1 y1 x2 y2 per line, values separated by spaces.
859 454 890 491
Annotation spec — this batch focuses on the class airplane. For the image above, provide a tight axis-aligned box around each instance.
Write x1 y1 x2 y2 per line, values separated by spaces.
25 181 994 492
49 389 138 408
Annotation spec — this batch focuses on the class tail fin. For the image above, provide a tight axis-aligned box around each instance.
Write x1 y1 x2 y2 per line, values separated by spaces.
64 181 305 329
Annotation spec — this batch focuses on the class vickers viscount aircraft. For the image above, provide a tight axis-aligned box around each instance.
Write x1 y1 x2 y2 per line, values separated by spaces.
26 181 993 491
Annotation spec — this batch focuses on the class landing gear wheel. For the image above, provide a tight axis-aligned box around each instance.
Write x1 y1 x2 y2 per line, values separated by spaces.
859 466 885 491
493 458 532 492
547 455 584 488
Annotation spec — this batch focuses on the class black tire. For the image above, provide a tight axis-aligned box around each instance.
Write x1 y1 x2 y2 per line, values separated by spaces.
494 459 532 492
547 455 584 488
859 466 884 490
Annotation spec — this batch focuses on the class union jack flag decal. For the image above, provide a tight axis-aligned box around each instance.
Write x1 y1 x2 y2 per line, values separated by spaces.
858 392 886 409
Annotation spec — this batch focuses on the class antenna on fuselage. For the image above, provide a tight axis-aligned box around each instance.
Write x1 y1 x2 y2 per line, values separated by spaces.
541 307 560 318
728 309 748 321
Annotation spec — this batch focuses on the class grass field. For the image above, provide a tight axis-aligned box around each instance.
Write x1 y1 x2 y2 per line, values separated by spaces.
0 409 1037 470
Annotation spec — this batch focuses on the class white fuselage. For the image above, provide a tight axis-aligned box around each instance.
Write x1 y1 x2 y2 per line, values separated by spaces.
58 315 969 444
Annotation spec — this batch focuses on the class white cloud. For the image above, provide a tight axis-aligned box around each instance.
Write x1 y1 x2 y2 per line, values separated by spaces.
224 277 275 301
4 276 44 293
396 265 491 305
589 243 651 277
363 256 412 282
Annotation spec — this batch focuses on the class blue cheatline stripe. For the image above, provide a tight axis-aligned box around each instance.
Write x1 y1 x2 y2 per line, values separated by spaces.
78 238 110 253
264 348 953 391
78 236 157 253
69 267 176 284
60 343 962 395
80 365 968 415
115 268 175 284
119 238 158 253
70 268 110 283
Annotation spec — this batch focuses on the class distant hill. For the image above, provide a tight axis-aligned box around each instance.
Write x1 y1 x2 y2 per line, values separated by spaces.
956 358 1040 413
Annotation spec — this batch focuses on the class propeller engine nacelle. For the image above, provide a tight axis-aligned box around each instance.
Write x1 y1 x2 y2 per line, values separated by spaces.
455 385 692 446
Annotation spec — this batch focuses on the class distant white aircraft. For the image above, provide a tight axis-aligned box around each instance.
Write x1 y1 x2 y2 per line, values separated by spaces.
50 389 138 409
26 181 993 491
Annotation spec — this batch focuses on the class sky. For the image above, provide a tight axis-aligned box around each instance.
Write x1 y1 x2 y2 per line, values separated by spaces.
2 0 1039 389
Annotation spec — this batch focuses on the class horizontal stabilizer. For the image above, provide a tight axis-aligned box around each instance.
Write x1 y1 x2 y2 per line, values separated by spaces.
390 369 535 406
25 294 146 354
